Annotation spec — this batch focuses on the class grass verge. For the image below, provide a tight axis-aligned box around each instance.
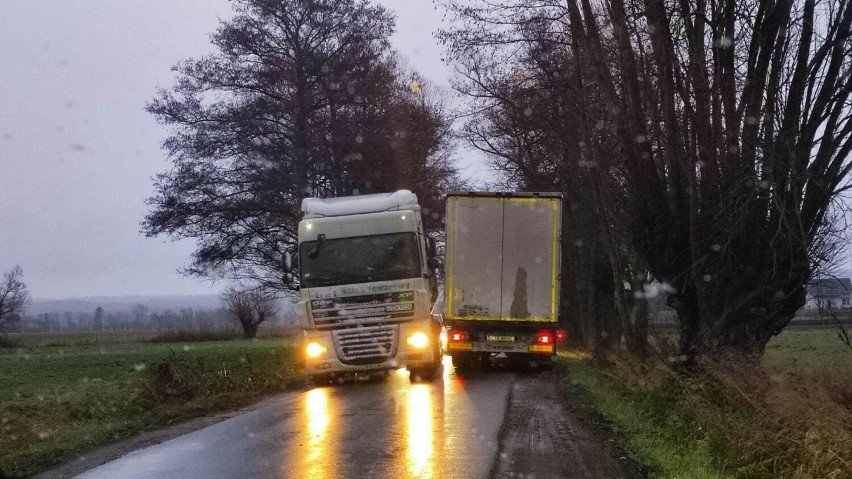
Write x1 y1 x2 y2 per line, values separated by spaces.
556 329 852 479
0 335 304 478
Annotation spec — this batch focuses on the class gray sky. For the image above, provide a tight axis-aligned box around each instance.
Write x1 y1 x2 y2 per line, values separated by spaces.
0 1 492 299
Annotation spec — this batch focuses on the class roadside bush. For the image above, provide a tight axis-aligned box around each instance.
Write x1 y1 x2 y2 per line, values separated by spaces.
559 350 852 479
137 344 304 407
138 352 207 404
0 336 22 349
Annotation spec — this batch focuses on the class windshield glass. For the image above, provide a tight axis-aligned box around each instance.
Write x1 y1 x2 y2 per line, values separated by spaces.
299 233 421 288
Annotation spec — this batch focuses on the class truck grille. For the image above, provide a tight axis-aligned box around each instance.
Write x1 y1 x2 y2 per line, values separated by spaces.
311 291 415 328
332 324 398 365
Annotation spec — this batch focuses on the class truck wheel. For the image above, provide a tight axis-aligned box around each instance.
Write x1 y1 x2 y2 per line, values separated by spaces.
409 364 438 383
410 344 443 383
311 374 331 387
451 353 476 374
539 356 555 370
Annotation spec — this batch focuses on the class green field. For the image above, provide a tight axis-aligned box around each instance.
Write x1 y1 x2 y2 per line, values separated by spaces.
0 333 303 478
558 328 852 479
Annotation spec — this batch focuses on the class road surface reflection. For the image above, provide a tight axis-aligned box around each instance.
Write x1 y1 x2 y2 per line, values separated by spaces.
283 355 500 479
406 384 434 477
296 388 336 479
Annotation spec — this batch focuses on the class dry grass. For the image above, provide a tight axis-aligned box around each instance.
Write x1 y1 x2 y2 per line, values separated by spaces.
558 328 852 478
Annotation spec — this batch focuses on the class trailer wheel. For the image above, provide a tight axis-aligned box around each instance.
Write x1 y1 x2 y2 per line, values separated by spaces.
451 352 476 374
539 357 555 370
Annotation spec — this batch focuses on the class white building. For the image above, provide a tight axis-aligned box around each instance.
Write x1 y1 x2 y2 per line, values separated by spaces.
804 278 852 311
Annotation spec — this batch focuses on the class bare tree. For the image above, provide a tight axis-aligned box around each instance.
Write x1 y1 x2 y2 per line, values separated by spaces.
221 285 279 339
566 0 852 357
143 0 458 290
0 266 30 333
440 0 852 359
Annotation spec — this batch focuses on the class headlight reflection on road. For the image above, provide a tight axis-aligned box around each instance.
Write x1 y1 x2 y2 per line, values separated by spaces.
306 388 329 437
406 384 435 478
304 388 331 479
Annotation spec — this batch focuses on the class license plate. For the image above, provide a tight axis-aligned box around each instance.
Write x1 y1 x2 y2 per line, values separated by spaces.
487 335 515 342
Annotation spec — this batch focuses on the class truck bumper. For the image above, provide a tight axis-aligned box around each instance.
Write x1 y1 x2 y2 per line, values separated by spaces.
444 321 558 355
302 319 441 377
446 342 554 355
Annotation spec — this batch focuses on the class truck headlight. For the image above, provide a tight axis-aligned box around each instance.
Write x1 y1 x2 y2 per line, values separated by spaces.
406 332 429 349
306 342 326 358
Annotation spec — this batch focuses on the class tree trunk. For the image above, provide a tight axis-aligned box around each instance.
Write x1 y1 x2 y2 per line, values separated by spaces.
241 321 258 339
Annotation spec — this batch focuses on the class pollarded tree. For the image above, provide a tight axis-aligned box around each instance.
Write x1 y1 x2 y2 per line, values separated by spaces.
143 0 458 289
220 284 278 339
568 0 852 356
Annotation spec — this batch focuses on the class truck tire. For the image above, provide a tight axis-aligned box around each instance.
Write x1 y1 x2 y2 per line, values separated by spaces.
410 341 443 383
539 356 555 370
451 352 476 374
311 374 332 387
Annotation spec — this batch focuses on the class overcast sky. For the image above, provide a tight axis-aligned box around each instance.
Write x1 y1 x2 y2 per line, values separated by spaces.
0 0 493 299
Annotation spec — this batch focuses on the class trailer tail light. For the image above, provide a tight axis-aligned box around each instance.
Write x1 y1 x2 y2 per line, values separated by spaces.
555 329 566 342
447 330 473 351
449 330 468 342
530 330 556 353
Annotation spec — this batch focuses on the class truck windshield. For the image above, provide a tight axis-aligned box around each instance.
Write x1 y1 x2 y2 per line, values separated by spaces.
299 232 421 288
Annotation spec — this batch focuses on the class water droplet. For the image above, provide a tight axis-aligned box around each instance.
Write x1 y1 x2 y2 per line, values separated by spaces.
355 135 363 144
134 363 146 372
524 107 533 116
38 432 49 440
711 243 721 252
703 274 712 282
634 134 646 143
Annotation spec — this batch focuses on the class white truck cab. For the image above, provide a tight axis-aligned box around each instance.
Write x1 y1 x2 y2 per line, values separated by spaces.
294 190 442 384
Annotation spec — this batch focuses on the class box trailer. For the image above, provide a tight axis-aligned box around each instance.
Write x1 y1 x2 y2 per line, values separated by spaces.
443 192 562 370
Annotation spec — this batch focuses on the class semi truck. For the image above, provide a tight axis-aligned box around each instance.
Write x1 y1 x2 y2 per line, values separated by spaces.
442 192 563 370
293 190 443 384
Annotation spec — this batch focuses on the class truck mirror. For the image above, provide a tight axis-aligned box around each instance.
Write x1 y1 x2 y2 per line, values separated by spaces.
427 257 441 270
427 237 438 258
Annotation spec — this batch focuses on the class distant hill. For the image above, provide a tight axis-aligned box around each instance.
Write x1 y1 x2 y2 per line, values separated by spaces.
28 294 224 315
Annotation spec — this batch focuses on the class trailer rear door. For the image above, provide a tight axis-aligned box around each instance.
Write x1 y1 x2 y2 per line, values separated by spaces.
445 194 561 322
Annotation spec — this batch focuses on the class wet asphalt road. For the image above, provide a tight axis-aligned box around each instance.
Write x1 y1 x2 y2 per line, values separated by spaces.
76 357 511 479
73 356 625 479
